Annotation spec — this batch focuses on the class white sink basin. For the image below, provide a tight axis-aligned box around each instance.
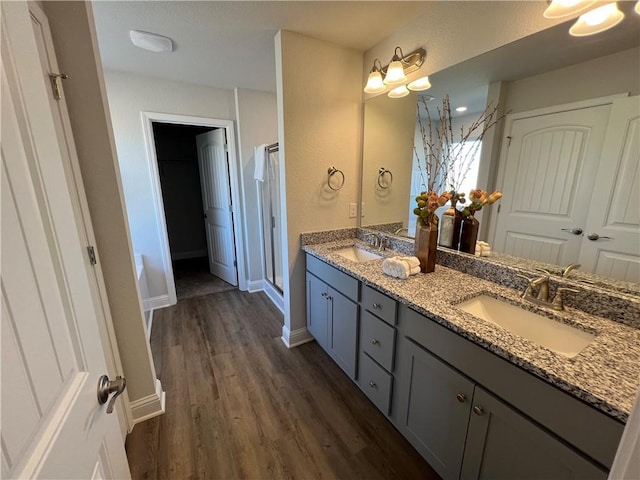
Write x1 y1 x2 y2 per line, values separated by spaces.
334 246 383 262
456 295 595 358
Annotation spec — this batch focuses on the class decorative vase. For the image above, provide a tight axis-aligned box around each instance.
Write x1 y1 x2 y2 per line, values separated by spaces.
414 215 438 273
459 216 479 254
438 199 463 250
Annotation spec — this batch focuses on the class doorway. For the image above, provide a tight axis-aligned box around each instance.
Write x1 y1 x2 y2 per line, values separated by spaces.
142 112 246 304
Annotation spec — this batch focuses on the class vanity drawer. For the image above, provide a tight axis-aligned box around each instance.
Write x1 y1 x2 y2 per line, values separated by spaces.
361 311 396 372
306 254 359 301
359 352 393 415
362 285 397 325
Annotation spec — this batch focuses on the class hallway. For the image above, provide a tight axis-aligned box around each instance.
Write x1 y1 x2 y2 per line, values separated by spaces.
125 290 437 479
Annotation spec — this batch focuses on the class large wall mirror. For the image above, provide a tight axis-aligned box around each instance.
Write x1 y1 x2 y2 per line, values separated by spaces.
361 15 640 288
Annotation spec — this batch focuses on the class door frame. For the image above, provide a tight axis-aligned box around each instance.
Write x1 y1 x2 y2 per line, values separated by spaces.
486 92 628 247
141 111 246 306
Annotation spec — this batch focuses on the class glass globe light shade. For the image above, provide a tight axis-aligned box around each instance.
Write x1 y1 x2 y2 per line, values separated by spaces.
388 85 410 98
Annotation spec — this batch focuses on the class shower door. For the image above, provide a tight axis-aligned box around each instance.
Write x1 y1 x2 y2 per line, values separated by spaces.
261 145 283 293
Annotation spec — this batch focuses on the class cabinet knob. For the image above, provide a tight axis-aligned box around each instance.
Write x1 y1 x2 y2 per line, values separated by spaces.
327 296 333 301
371 338 379 345
456 393 466 403
373 303 381 310
369 381 377 389
321 292 327 297
473 405 484 416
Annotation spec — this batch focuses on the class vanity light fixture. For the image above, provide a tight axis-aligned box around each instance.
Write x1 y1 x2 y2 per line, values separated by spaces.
635 0 640 15
543 0 597 19
363 47 426 95
407 76 432 91
364 59 386 94
569 2 625 36
130 30 174 53
388 85 410 98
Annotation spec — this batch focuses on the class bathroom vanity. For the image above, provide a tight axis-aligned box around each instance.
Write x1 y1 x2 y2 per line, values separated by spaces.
302 232 640 480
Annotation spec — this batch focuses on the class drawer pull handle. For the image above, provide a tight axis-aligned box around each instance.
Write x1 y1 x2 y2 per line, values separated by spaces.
473 405 484 416
371 339 379 345
369 381 377 389
373 303 381 310
456 393 466 403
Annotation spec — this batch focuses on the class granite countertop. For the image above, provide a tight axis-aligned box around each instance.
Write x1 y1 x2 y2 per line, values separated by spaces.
302 238 640 423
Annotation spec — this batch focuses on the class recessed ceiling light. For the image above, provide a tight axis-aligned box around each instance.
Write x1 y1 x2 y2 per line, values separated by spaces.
130 30 174 53
456 106 468 113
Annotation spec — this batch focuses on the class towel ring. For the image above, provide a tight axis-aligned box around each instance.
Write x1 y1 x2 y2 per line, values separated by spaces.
378 167 393 189
327 166 345 191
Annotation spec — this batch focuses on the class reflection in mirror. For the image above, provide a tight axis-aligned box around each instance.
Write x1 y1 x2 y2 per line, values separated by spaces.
360 18 640 287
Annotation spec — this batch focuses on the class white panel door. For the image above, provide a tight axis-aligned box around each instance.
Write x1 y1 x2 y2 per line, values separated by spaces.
196 129 238 286
579 96 640 282
1 2 129 479
494 104 611 266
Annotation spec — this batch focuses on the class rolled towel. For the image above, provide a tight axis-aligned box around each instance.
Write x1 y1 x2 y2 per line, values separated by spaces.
382 258 398 277
410 265 421 275
397 261 411 279
403 256 421 269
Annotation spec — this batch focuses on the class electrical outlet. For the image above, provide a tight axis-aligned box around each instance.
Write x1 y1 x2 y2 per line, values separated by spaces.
361 202 365 217
349 203 357 218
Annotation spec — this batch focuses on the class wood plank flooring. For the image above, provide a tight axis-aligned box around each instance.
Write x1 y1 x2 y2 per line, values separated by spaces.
126 290 439 479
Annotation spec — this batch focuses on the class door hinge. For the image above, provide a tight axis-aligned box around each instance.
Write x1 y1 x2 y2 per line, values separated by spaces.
224 143 229 152
497 204 501 213
233 260 237 267
48 72 68 100
271 216 276 229
506 136 512 147
229 204 233 213
87 246 97 265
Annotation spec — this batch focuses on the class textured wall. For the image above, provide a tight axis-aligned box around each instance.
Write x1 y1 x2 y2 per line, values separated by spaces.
276 30 363 343
103 72 236 303
234 88 278 288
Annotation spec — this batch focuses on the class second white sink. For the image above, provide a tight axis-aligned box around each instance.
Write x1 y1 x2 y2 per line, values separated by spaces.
456 294 595 358
334 246 382 262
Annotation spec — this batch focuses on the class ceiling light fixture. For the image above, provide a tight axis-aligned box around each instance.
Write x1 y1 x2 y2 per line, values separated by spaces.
456 106 468 113
569 2 624 36
543 0 597 19
363 47 427 97
130 30 174 53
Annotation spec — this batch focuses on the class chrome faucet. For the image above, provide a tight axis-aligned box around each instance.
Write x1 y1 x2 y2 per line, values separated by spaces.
364 232 384 250
394 227 409 236
516 274 579 311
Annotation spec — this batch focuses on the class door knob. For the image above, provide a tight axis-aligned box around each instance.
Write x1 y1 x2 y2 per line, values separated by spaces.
97 375 126 414
561 228 583 235
587 233 612 241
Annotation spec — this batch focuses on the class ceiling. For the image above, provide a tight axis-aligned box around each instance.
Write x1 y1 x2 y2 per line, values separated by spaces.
92 1 431 92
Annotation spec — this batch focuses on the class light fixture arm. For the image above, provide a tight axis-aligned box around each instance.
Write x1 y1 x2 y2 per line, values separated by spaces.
381 47 426 76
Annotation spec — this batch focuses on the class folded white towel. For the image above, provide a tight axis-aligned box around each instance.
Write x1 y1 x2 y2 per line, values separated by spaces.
397 260 411 279
410 265 421 275
403 256 420 268
382 256 421 278
253 144 268 181
475 241 492 257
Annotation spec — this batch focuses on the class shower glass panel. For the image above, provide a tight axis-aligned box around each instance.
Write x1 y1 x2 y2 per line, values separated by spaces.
261 144 283 293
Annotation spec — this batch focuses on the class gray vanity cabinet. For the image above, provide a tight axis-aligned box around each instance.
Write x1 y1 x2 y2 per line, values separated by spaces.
461 387 606 480
306 255 359 379
394 338 474 480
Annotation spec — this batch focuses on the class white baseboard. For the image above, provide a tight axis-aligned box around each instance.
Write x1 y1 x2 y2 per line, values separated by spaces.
264 282 284 314
143 294 172 311
281 325 313 348
129 379 165 429
247 279 264 293
171 249 208 261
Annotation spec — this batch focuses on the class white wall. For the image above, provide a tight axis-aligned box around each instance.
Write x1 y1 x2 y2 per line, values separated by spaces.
276 30 363 346
234 88 278 290
504 47 640 113
103 72 236 306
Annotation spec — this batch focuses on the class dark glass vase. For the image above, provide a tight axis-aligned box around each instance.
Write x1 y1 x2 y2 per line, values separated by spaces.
414 215 438 273
459 216 479 254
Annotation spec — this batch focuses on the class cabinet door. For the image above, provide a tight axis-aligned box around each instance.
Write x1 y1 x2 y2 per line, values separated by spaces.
306 273 328 349
395 338 474 480
461 387 607 480
327 287 358 379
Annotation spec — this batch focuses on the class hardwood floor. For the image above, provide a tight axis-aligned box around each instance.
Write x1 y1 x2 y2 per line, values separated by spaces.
126 290 439 479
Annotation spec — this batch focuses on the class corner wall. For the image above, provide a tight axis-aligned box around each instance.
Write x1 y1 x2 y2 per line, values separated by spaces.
103 72 236 307
275 30 363 346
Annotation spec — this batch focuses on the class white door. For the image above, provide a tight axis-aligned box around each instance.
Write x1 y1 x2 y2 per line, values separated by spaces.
1 2 130 479
579 96 640 282
196 129 238 286
493 104 611 265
